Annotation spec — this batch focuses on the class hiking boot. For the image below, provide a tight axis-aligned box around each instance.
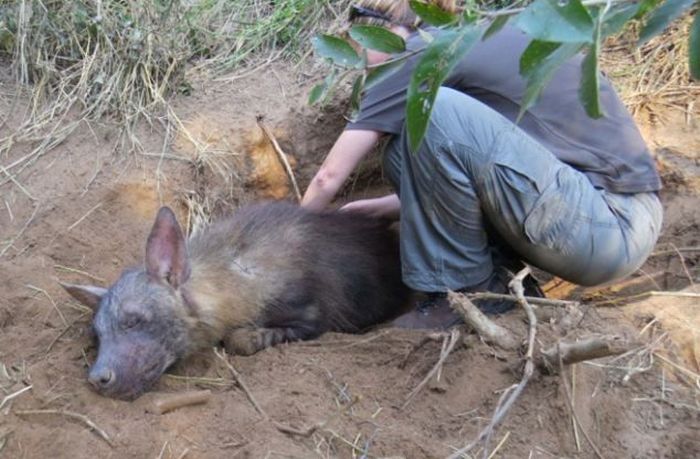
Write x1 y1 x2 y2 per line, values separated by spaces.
390 292 463 330
390 268 545 330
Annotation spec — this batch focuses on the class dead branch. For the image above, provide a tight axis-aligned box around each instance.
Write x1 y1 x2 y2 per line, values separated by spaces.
539 336 635 372
402 329 461 409
149 390 212 415
447 292 519 350
256 115 301 202
15 409 113 447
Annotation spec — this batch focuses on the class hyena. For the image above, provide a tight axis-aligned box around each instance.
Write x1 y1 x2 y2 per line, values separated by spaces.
62 201 409 400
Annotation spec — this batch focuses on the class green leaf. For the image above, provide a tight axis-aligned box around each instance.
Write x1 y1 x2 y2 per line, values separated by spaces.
365 59 407 89
349 73 367 119
634 0 663 19
349 25 406 54
601 3 639 37
409 0 459 26
690 11 700 80
514 0 595 43
638 0 695 44
520 40 561 77
308 82 326 105
579 16 604 118
312 34 361 68
307 70 339 105
483 16 509 40
406 25 483 152
519 42 585 120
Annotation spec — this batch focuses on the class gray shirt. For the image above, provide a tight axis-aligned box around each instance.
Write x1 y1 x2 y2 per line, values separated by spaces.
346 26 661 194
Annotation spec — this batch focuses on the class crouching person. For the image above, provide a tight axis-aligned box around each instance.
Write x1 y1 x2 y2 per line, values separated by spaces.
301 0 663 329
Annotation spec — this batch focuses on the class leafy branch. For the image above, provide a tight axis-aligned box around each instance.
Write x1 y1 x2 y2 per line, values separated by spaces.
311 0 699 151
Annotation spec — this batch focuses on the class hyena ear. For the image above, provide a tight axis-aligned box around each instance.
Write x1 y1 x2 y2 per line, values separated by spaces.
60 282 107 310
145 207 191 288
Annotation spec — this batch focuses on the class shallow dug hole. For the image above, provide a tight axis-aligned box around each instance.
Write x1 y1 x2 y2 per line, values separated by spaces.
1 63 700 458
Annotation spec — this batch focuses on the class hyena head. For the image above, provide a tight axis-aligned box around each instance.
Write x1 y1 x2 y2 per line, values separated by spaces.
62 207 195 400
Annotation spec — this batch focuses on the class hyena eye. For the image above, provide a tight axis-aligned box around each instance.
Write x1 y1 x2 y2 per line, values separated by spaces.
121 313 143 330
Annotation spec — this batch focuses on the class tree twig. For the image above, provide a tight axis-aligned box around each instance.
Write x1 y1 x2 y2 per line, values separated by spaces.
448 292 519 350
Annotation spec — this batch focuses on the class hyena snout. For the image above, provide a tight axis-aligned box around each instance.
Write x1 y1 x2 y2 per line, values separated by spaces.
88 365 116 391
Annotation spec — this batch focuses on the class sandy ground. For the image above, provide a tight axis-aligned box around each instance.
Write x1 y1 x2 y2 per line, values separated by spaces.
0 59 699 458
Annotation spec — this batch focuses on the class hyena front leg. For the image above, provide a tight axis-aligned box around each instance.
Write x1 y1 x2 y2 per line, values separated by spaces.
223 325 320 356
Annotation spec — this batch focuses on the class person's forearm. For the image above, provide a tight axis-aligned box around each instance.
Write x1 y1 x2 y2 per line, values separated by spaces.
301 129 382 212
301 170 342 212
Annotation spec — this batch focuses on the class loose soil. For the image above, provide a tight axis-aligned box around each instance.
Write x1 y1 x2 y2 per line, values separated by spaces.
0 59 698 459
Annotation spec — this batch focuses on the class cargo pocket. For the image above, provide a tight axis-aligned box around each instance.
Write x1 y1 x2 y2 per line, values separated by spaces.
522 169 581 256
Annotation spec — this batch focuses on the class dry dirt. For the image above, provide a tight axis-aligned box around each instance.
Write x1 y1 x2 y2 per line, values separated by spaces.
0 59 699 459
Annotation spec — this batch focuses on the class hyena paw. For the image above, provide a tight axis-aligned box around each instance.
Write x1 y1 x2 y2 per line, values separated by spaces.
223 328 264 356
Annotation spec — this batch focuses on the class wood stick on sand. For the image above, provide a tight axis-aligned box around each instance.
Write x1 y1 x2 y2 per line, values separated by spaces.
256 115 301 202
149 390 212 415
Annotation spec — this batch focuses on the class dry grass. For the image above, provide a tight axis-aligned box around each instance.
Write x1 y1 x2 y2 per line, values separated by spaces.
0 0 344 177
602 14 700 122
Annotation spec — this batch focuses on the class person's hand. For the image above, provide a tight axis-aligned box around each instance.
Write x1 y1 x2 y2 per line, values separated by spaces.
339 194 400 220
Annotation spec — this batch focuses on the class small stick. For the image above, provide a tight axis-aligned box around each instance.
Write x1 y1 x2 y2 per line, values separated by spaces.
0 385 32 411
255 115 301 202
67 202 102 231
402 329 460 409
149 390 212 415
15 409 114 447
213 347 268 420
557 343 605 459
448 291 519 350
